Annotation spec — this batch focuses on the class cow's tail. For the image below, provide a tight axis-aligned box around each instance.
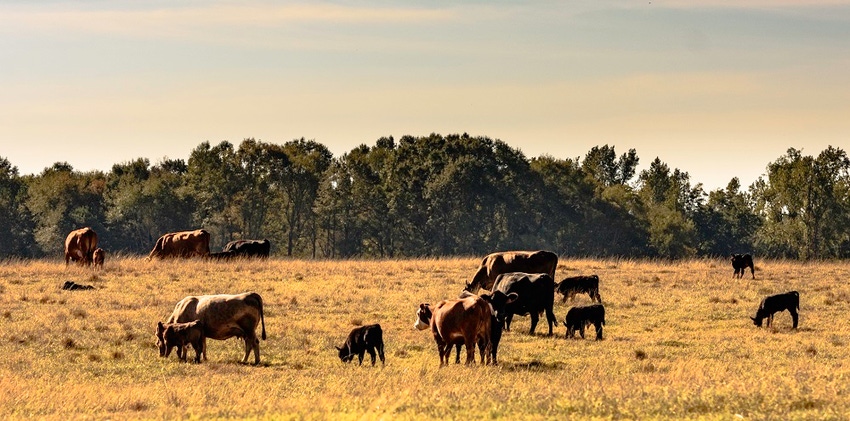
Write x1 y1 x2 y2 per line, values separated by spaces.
253 292 267 341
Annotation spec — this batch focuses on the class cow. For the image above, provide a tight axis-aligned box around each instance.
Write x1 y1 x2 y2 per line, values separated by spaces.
491 272 557 335
452 290 517 365
464 250 558 293
336 324 385 366
414 295 492 366
751 291 799 329
223 239 271 258
563 304 606 340
147 229 211 260
156 320 205 363
731 253 755 279
208 251 236 260
92 248 105 268
160 292 266 364
556 275 602 303
64 227 98 266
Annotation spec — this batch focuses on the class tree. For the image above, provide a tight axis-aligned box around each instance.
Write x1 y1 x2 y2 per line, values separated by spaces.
0 157 36 258
582 145 639 188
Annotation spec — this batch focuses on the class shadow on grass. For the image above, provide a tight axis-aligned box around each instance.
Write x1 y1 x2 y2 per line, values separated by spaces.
500 359 565 372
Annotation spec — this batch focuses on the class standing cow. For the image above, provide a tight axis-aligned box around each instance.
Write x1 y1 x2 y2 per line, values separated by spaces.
731 254 755 279
464 250 558 293
751 291 799 329
157 320 206 363
159 292 266 364
147 229 211 260
414 295 492 366
92 248 105 268
564 304 606 340
556 275 602 303
336 324 385 366
64 227 98 266
491 272 557 336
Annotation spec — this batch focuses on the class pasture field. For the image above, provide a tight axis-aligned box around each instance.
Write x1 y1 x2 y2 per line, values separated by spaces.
2 257 850 420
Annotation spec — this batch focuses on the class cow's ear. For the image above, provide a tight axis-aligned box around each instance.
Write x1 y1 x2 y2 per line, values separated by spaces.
419 303 429 311
479 293 492 303
506 293 519 304
335 346 342 351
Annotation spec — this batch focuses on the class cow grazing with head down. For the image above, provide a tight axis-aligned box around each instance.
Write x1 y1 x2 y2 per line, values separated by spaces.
147 229 211 260
159 292 266 364
92 248 105 268
491 272 557 336
336 324 385 366
414 295 492 366
223 239 271 258
464 250 558 293
752 291 799 329
564 304 606 340
64 227 98 266
156 320 205 363
731 253 755 279
556 275 602 303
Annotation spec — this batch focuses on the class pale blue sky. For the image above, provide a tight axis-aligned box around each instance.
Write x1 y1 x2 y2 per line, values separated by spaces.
1 1 848 190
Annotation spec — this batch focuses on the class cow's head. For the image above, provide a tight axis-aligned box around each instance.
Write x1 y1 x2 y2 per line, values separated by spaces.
155 322 167 357
751 316 764 327
335 345 354 363
414 303 432 330
480 291 518 326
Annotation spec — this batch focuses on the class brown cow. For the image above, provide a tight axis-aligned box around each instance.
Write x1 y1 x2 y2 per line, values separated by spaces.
160 292 266 364
414 295 492 366
464 250 558 292
156 320 206 363
92 248 105 268
64 227 98 266
147 229 210 260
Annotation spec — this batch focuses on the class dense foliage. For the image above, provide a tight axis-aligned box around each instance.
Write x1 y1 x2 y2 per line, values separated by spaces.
2 136 848 259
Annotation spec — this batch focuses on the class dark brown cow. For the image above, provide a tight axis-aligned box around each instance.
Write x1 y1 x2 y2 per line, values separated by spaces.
160 292 266 364
147 229 211 260
556 275 602 303
731 254 755 279
156 320 205 363
223 239 271 258
64 227 98 266
92 248 105 268
414 295 492 366
464 250 558 292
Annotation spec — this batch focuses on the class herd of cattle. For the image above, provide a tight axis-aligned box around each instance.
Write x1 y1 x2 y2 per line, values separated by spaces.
61 228 800 366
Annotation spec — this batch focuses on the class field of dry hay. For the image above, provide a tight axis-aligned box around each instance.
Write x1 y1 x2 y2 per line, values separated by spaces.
1 256 849 420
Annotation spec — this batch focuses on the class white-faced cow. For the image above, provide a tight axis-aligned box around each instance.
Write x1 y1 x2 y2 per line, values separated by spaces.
564 304 605 340
556 275 602 303
731 253 755 279
156 320 205 363
336 324 385 366
464 250 558 293
159 292 266 364
491 272 557 336
414 295 492 366
147 229 211 260
751 291 799 329
64 227 98 266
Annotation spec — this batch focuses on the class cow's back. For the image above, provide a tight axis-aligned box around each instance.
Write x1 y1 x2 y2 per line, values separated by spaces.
431 297 490 341
65 227 98 261
494 272 555 314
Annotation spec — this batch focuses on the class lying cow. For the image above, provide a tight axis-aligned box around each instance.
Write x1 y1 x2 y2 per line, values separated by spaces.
336 324 385 366
751 291 799 329
464 250 558 292
556 275 602 303
491 272 557 335
563 304 605 340
156 320 205 363
64 227 98 266
92 248 105 268
224 239 271 258
147 229 210 260
414 295 492 366
161 292 266 364
731 253 755 279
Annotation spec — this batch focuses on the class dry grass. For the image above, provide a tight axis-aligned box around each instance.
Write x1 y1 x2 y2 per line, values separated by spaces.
2 257 850 419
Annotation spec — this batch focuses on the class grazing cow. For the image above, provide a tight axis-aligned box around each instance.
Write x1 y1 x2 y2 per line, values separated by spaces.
64 227 98 266
161 292 266 364
564 304 606 340
751 291 799 329
156 320 205 363
147 229 211 260
336 324 385 366
556 275 602 303
464 250 558 292
92 248 105 268
731 253 755 279
491 272 557 335
414 295 492 366
223 239 271 258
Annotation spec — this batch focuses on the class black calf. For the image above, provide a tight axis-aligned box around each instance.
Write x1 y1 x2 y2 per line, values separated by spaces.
731 253 755 279
751 291 799 329
563 304 605 340
336 324 385 366
556 275 602 302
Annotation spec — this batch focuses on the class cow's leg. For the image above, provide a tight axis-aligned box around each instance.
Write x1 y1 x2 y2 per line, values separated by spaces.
790 310 799 329
579 323 586 339
454 343 462 364
252 335 261 365
463 335 476 365
505 314 513 332
358 350 366 366
529 312 539 335
377 343 385 365
545 307 556 336
594 290 602 303
202 336 208 361
767 314 773 328
595 322 603 340
750 266 755 279
367 348 376 366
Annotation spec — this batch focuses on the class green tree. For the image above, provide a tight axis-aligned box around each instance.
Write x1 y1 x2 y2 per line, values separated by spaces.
0 157 36 258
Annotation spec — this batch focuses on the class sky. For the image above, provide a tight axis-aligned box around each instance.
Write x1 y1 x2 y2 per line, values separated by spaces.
1 0 849 191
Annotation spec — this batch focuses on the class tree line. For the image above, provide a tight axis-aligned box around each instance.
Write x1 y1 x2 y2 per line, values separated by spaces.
1 134 849 260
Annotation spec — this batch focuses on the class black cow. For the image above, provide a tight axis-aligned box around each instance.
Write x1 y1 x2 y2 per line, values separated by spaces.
564 304 605 340
336 324 385 366
556 275 602 303
751 291 799 329
224 239 271 258
491 272 556 335
731 253 755 279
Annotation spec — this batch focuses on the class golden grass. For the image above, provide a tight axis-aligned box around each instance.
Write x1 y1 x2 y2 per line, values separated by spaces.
2 257 850 419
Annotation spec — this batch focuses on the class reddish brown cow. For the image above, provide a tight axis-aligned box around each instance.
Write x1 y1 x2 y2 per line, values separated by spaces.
464 250 558 292
92 248 105 268
147 229 211 260
64 227 98 266
414 295 492 366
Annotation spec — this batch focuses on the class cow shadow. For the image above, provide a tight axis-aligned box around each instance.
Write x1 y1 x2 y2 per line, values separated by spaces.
500 360 565 372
